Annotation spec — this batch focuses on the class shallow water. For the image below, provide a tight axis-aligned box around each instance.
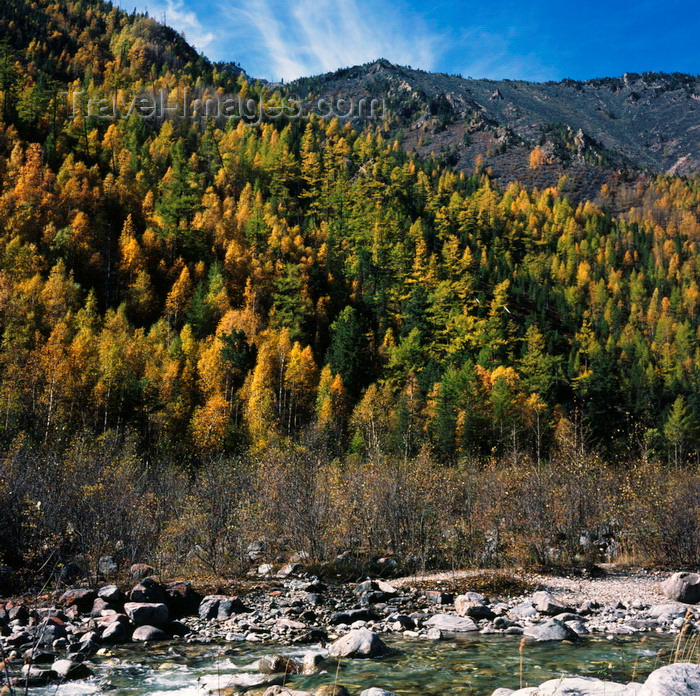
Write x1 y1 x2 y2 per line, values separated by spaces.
28 632 676 696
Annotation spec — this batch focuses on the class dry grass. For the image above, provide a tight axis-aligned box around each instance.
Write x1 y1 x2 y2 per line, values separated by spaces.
407 570 537 598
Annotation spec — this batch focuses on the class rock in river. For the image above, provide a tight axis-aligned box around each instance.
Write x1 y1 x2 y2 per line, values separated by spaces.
639 662 700 695
258 654 300 674
132 625 170 642
424 614 478 632
327 628 390 658
51 659 93 680
503 675 639 694
523 618 581 642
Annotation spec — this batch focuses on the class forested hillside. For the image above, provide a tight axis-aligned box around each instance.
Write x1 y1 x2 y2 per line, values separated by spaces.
1 0 700 587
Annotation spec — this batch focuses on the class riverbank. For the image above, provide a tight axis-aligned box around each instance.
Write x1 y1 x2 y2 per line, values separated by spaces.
1 566 698 693
392 565 671 608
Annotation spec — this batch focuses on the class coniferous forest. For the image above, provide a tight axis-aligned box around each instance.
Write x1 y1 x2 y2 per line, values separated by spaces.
2 0 700 587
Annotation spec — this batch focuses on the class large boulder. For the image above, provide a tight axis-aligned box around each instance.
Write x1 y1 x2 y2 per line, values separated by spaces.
532 591 568 615
37 617 68 645
59 589 96 613
506 676 638 695
648 604 687 620
165 581 202 618
639 663 700 695
327 628 390 658
424 614 478 632
51 659 93 680
124 602 169 628
523 618 582 642
258 654 300 675
100 614 132 643
132 625 169 642
660 572 700 604
455 593 496 621
198 595 248 620
130 577 168 604
360 690 399 696
90 597 111 617
98 584 124 605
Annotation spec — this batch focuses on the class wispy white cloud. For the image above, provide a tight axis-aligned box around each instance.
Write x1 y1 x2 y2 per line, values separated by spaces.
132 0 216 56
216 0 441 81
455 27 558 82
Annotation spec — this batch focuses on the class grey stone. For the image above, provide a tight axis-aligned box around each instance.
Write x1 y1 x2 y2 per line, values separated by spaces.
302 652 324 674
130 577 167 604
100 615 132 643
60 588 96 613
565 620 590 635
37 617 68 645
532 591 568 615
511 602 538 618
508 676 639 695
523 618 582 642
423 590 454 604
51 659 93 680
132 625 169 641
327 628 390 658
360 690 399 696
455 594 496 620
124 602 169 628
660 572 700 604
98 584 124 604
330 608 378 625
90 597 111 617
198 594 247 620
258 654 300 674
19 665 57 684
639 663 700 695
424 614 478 632
648 603 687 620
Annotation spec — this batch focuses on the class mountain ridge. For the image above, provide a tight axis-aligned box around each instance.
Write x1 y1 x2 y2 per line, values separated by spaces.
286 59 700 197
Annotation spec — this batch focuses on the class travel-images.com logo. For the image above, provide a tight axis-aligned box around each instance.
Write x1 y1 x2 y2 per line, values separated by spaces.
61 88 386 124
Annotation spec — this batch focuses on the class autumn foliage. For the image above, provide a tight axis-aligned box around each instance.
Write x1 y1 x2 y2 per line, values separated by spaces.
0 0 700 583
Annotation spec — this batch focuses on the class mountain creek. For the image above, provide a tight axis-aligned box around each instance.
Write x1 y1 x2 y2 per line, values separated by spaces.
21 632 679 696
5 568 700 696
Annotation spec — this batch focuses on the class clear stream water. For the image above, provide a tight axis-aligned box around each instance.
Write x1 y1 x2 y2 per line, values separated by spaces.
29 633 677 696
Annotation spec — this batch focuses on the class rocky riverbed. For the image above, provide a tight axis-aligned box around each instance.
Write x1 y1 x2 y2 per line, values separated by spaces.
1 566 699 695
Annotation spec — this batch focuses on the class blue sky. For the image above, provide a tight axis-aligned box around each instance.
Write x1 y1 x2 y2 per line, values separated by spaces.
129 0 700 83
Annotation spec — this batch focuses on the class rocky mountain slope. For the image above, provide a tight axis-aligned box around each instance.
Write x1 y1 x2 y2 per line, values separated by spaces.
289 60 700 196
